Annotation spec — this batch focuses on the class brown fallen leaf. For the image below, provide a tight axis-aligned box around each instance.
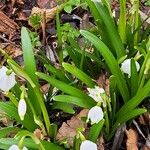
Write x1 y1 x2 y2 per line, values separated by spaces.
4 44 22 58
56 109 88 147
97 135 105 150
96 71 110 95
126 128 138 150
34 128 45 140
0 11 19 35
37 0 56 9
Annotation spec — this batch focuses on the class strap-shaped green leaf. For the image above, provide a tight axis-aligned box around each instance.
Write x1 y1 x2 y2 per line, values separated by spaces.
80 30 129 102
109 108 146 140
62 62 95 88
88 119 105 142
21 27 41 115
0 138 64 150
116 78 150 118
54 95 95 108
0 102 37 131
36 72 95 106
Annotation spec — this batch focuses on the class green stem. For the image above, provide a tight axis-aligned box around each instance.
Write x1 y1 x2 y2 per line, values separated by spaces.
56 12 63 64
6 92 18 106
134 0 140 45
33 87 51 136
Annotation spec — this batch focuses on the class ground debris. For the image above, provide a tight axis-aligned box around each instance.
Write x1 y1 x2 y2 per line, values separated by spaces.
0 11 19 35
56 109 88 147
126 128 139 150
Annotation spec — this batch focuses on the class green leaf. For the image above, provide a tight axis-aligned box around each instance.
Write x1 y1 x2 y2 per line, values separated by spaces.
0 127 19 138
0 138 64 150
36 72 96 106
62 62 95 88
64 4 72 13
118 0 126 43
116 78 150 118
54 95 94 108
80 30 129 102
109 108 147 140
86 0 125 59
21 27 41 115
130 59 139 97
145 0 150 6
0 102 37 131
52 102 75 114
44 64 69 83
7 59 35 88
88 119 105 142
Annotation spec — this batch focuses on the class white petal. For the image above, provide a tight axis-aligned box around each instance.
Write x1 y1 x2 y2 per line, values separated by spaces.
87 106 103 124
18 99 27 120
0 66 16 92
8 145 19 150
91 0 101 2
8 144 28 150
87 86 105 102
23 146 28 150
80 140 97 150
121 59 140 77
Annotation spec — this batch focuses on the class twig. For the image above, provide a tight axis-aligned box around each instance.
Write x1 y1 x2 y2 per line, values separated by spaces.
133 120 146 140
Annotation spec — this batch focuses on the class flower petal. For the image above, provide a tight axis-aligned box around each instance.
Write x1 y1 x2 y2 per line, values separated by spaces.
80 140 97 150
8 145 19 150
87 86 105 102
121 59 140 77
87 106 103 124
0 66 16 92
8 144 28 150
18 99 27 121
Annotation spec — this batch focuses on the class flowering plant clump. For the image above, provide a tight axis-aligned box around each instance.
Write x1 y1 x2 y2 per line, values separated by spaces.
0 0 149 148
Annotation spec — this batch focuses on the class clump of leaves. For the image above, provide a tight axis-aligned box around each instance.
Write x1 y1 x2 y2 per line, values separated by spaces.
61 23 80 42
29 14 42 30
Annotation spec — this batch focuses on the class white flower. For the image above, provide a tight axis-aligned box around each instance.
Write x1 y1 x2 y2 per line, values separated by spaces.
121 59 140 77
87 86 105 103
18 99 27 121
80 140 97 150
87 106 104 124
9 144 28 150
0 66 16 92
92 0 101 2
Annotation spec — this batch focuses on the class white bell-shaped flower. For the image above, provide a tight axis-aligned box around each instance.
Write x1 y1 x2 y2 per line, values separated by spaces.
80 140 97 150
0 66 16 92
87 106 104 124
121 59 140 77
92 0 101 2
87 86 105 103
18 99 27 121
9 144 28 150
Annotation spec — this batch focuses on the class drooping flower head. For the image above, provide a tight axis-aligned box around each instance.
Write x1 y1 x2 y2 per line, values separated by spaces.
80 140 97 150
8 144 28 150
87 86 105 103
121 59 140 77
18 99 27 121
87 106 104 124
0 66 16 92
